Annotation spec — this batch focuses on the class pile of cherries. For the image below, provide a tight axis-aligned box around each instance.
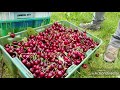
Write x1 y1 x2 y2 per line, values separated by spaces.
4 22 99 78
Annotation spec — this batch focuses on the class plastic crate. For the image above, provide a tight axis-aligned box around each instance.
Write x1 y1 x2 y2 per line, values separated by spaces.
32 18 50 28
0 12 10 20
33 12 51 18
0 17 50 37
13 12 33 19
0 21 102 78
0 12 51 20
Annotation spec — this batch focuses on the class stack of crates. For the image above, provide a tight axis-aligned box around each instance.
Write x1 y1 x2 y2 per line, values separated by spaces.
0 12 51 36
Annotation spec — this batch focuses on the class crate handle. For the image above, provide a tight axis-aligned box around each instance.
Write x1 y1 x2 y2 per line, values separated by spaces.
12 57 34 78
86 49 93 56
66 64 77 74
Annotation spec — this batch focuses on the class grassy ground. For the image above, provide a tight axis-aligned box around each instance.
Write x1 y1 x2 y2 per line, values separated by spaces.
1 12 120 78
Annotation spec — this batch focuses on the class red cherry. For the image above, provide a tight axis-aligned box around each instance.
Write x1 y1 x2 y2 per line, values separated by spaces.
95 53 99 57
82 64 88 69
10 33 15 38
39 72 45 78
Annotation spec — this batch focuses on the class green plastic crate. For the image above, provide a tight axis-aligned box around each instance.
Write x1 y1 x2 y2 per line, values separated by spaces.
0 17 50 37
0 21 102 78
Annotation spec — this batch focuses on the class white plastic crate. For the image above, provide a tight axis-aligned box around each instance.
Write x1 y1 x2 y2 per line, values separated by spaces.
0 12 10 20
11 12 34 19
0 12 34 20
33 12 51 18
0 12 51 20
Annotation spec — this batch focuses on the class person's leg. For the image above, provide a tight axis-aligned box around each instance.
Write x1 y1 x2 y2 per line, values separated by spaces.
92 12 105 24
104 21 120 62
79 12 105 30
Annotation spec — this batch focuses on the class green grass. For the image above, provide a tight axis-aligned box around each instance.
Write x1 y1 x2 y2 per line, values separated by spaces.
1 12 120 78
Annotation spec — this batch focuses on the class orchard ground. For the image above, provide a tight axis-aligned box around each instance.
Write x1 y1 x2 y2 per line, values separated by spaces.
2 12 120 78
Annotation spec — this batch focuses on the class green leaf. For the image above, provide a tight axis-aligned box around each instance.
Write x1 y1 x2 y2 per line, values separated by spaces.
26 27 38 36
22 37 28 42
